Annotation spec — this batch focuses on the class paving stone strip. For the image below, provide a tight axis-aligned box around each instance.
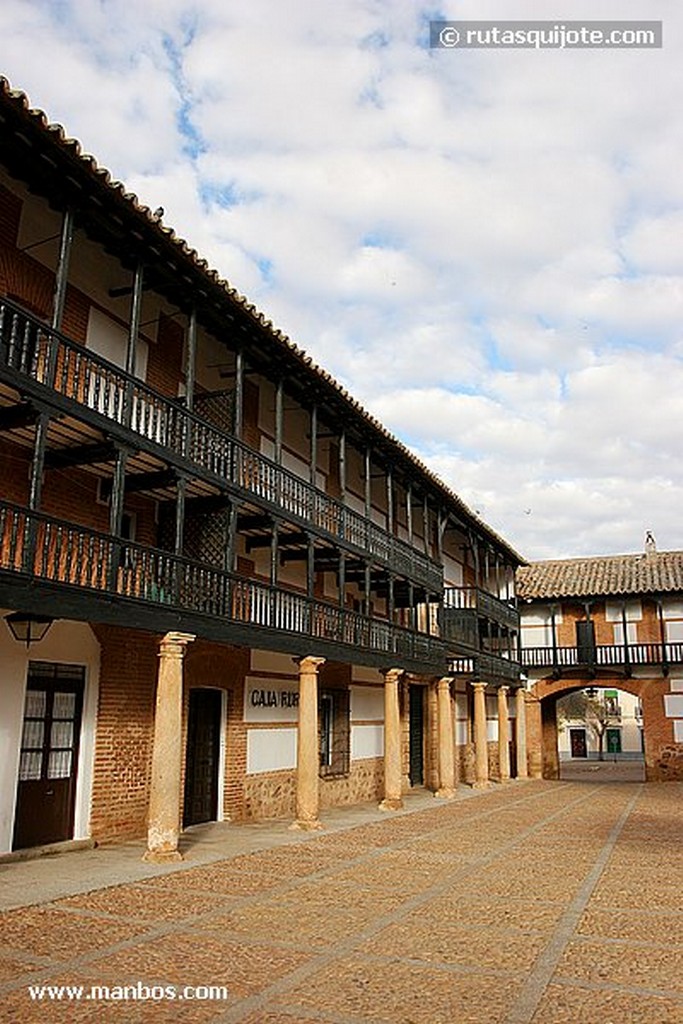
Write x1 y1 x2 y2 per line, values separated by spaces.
501 788 640 1024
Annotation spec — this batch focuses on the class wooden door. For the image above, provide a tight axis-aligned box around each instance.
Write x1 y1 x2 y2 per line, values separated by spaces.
408 685 424 786
13 663 85 850
183 689 222 827
570 728 587 758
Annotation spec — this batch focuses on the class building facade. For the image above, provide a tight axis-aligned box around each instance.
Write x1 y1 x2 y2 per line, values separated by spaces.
0 80 525 859
518 539 683 782
556 687 644 762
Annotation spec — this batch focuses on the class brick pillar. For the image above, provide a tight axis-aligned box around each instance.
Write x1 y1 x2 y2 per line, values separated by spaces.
290 656 325 830
143 632 195 863
436 676 456 798
472 680 490 789
380 667 404 810
515 687 529 779
497 685 511 783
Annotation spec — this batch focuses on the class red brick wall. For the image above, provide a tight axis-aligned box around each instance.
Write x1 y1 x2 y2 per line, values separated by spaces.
89 625 159 842
147 313 184 398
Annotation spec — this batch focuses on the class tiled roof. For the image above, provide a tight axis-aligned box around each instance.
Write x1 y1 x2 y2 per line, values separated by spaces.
0 77 524 565
516 550 683 601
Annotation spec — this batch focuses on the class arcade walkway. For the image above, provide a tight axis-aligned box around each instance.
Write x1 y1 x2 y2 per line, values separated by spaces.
0 779 681 1023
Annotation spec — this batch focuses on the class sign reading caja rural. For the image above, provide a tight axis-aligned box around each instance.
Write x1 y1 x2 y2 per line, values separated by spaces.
244 679 300 722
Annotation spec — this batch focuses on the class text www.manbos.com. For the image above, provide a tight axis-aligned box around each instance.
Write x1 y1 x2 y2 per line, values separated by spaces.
28 981 230 1002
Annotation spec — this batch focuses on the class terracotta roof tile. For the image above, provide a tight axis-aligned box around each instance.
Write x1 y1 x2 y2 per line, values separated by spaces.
516 550 683 601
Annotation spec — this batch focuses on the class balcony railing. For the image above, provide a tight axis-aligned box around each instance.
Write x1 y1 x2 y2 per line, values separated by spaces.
449 651 521 685
521 644 683 670
443 586 519 633
0 500 446 668
0 298 442 593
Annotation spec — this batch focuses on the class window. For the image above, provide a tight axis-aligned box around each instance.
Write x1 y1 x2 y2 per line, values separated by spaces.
319 688 350 778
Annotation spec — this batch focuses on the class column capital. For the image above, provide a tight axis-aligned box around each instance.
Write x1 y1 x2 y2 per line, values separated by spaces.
470 679 487 692
498 684 510 694
295 655 326 673
383 667 404 685
158 632 195 658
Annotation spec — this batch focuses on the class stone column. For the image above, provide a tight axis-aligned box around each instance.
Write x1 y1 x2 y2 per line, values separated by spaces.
525 693 544 778
291 655 325 830
497 685 511 783
471 680 490 789
515 686 529 779
380 667 404 810
143 632 195 863
426 681 440 791
400 675 411 793
436 676 456 798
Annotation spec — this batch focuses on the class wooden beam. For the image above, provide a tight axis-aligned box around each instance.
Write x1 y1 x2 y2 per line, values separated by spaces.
0 403 40 432
45 441 118 470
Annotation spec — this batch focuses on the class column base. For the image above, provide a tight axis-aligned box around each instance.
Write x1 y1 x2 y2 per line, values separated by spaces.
498 777 511 785
289 819 324 832
472 780 491 790
142 848 183 864
379 797 404 811
435 787 456 799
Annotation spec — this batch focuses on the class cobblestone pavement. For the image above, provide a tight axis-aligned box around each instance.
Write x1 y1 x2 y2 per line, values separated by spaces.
0 779 681 1023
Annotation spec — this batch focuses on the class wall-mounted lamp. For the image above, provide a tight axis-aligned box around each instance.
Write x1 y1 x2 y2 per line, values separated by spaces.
4 611 54 648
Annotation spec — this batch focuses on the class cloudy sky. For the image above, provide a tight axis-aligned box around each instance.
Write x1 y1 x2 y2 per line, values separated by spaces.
0 0 680 561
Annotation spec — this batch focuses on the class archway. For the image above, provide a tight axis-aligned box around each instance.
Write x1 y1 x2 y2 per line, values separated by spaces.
528 672 665 781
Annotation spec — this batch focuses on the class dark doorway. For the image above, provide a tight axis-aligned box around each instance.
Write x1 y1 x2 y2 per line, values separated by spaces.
183 688 222 827
570 728 588 758
408 685 424 786
576 619 596 666
13 662 85 850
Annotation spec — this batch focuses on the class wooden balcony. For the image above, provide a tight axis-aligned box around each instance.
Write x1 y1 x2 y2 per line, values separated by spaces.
0 298 443 593
521 644 683 674
442 586 519 634
448 651 521 686
0 500 446 673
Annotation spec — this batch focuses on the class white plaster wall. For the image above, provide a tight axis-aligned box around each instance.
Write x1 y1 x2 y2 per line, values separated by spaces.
350 685 383 721
351 724 384 760
246 728 297 775
0 616 100 854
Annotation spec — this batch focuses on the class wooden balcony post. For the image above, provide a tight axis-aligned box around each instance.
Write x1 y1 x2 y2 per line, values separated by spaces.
51 206 75 332
310 404 318 486
497 685 511 783
291 655 325 830
471 680 490 789
234 348 244 440
515 686 529 779
143 631 195 862
436 676 456 798
379 667 404 810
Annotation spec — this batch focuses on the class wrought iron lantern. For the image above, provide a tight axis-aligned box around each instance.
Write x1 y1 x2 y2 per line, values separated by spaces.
4 611 54 648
